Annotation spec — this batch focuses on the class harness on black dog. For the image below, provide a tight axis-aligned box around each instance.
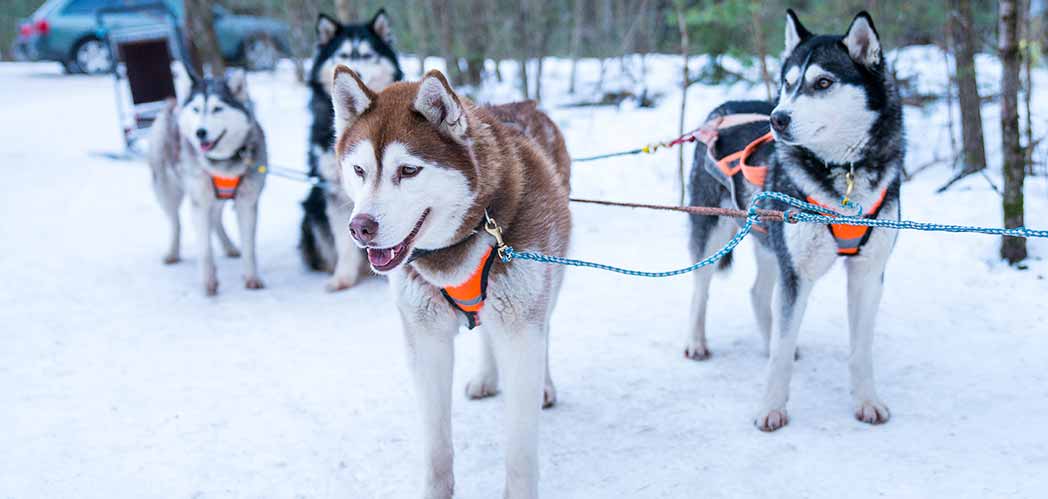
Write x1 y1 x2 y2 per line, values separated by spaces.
701 115 887 256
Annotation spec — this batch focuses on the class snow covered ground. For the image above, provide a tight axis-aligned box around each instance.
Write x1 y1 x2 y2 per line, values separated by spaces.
2 50 1047 499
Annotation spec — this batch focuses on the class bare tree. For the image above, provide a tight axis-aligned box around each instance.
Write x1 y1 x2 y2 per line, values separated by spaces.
750 3 773 100
335 0 353 24
569 0 585 94
433 0 461 84
516 1 530 99
674 1 690 204
183 0 224 75
1021 0 1036 173
948 0 988 178
999 0 1027 264
461 0 489 87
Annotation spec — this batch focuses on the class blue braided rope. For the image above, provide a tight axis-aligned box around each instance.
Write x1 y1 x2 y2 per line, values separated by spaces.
500 191 1048 277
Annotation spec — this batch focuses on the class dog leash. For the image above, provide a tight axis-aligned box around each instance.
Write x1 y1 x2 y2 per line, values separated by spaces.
486 191 1048 278
571 126 705 162
255 164 336 192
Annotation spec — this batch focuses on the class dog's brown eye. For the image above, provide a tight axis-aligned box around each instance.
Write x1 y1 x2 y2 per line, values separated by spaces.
815 77 834 90
353 165 365 178
399 165 422 178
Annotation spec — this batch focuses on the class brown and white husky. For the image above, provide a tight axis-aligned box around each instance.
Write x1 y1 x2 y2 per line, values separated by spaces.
329 66 571 498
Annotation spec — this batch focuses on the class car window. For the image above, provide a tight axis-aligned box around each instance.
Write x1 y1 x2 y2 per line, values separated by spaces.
62 0 120 15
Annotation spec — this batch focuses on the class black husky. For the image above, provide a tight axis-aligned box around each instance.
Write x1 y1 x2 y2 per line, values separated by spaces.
299 9 404 291
686 10 904 432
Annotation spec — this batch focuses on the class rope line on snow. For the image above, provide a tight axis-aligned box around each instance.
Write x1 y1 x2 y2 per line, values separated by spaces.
497 191 1048 277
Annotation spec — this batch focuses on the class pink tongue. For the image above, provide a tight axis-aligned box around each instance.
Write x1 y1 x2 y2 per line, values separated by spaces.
200 142 213 151
367 247 396 267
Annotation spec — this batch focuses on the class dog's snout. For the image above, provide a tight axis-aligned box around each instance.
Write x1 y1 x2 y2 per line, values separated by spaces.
195 128 207 139
349 214 379 244
770 112 791 132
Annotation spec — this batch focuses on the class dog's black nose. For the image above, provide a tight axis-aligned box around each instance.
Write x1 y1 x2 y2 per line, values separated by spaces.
770 112 791 132
350 214 379 244
195 128 207 139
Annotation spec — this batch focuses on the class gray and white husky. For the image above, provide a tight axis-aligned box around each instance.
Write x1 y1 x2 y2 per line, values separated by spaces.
148 68 268 296
686 10 903 431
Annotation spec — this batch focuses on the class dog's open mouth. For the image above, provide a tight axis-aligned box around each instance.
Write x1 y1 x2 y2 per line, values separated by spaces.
366 208 430 272
199 130 226 153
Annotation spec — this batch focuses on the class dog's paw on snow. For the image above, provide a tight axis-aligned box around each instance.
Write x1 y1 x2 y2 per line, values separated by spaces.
854 400 891 425
543 381 557 409
162 254 180 265
244 277 265 290
755 408 789 432
464 373 499 400
683 341 711 361
205 279 219 297
224 247 241 258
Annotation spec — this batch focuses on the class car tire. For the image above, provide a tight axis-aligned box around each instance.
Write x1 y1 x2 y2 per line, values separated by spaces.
71 37 112 75
242 36 279 71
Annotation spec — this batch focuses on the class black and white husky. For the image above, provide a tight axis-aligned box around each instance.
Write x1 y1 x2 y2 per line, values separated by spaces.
686 10 903 431
298 10 404 291
148 69 268 296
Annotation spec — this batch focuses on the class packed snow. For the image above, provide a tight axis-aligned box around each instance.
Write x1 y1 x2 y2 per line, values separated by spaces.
2 50 1047 499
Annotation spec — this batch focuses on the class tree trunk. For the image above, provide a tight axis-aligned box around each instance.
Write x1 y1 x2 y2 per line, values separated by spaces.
516 1 530 99
335 0 353 24
569 0 585 94
999 0 1027 264
675 2 689 204
432 0 460 85
458 0 487 87
750 3 773 100
183 0 224 76
1021 0 1035 174
406 0 432 75
949 0 988 174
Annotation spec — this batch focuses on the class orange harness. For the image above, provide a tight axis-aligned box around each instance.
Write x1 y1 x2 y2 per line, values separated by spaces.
210 175 242 200
806 190 888 255
712 129 887 256
441 246 498 329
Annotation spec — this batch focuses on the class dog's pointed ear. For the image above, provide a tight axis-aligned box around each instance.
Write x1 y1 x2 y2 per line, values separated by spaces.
784 9 812 55
331 65 376 136
843 11 882 67
370 8 395 46
224 68 249 103
414 70 468 144
316 13 340 46
172 61 193 101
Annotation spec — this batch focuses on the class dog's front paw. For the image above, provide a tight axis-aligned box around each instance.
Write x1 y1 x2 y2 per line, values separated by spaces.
205 278 219 297
854 399 890 425
683 340 711 361
325 273 359 293
225 247 241 258
162 254 180 265
755 408 789 432
465 373 499 400
543 380 557 409
244 276 265 290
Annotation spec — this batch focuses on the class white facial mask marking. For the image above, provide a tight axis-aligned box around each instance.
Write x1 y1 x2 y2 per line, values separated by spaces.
784 66 800 87
340 140 474 250
319 38 398 95
177 93 252 160
804 64 826 84
773 82 877 164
